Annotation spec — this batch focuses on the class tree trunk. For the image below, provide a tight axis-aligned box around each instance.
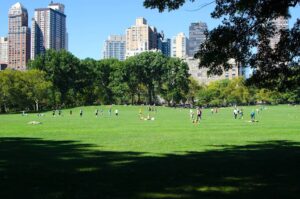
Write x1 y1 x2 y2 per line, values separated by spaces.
131 94 134 105
148 88 152 105
137 93 141 104
35 100 39 112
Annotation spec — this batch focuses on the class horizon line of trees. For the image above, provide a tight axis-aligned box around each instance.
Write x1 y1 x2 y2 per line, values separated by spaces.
0 50 299 113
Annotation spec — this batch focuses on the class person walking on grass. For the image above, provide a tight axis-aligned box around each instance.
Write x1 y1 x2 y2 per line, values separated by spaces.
115 109 119 116
251 110 256 122
108 107 112 116
233 109 238 119
95 109 99 117
239 108 244 119
196 107 202 124
190 109 194 121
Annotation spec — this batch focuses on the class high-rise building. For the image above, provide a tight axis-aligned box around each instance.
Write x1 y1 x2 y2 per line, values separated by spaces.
161 39 171 57
172 32 188 59
0 37 8 65
31 2 67 59
157 32 171 57
126 17 159 58
103 35 126 61
188 21 207 57
270 17 289 49
8 2 30 70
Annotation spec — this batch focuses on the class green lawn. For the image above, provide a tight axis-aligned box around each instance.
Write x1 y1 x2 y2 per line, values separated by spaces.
0 105 300 198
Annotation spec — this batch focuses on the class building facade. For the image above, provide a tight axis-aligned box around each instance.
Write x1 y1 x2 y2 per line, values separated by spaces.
126 17 159 58
186 57 243 85
161 38 171 57
0 37 8 65
188 22 207 57
157 32 171 57
103 35 126 61
172 32 188 59
8 2 31 70
31 2 66 59
270 17 288 49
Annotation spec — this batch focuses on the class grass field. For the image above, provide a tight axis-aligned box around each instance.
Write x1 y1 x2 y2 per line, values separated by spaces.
0 105 300 198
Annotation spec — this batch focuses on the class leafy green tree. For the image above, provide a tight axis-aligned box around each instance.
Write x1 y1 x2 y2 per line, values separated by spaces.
224 78 250 105
0 70 51 112
93 59 120 104
161 57 190 105
187 77 203 105
22 70 52 111
28 49 81 105
123 57 141 104
134 52 167 104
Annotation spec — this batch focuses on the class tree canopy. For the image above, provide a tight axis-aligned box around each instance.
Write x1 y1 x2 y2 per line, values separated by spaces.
144 0 300 91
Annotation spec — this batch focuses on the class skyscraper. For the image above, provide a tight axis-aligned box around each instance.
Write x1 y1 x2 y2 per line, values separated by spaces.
157 32 171 57
8 2 30 70
172 33 188 59
103 35 126 61
161 39 171 57
126 17 159 58
31 2 67 59
188 22 207 57
270 17 289 49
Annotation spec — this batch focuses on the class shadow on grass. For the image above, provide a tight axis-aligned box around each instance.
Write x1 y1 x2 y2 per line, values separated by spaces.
0 138 300 199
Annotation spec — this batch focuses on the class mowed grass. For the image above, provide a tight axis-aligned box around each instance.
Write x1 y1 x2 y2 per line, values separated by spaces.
0 105 300 198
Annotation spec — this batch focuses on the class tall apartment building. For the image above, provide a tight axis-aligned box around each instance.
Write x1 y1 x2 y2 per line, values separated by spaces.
31 2 67 59
126 17 159 58
103 35 126 61
270 17 289 49
0 37 8 64
8 2 31 70
172 32 188 59
188 22 207 57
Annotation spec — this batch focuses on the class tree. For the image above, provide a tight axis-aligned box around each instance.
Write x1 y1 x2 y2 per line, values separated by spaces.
161 57 190 105
28 49 81 105
0 70 52 112
123 57 141 104
23 70 52 111
144 0 300 91
93 59 120 104
134 52 167 104
187 77 202 105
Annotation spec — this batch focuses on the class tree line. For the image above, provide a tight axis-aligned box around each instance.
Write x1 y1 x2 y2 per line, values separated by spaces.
0 50 190 112
192 78 300 107
1 50 299 113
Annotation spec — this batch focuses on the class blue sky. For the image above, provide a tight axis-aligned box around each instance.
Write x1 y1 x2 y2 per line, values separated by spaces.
0 0 299 60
